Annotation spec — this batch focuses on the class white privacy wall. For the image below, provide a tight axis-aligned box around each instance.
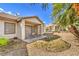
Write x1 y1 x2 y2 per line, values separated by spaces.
0 20 17 39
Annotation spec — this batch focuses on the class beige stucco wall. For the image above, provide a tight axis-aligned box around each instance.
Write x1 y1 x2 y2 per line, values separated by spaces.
0 20 17 39
0 16 44 40
52 25 56 31
0 19 26 39
45 24 61 32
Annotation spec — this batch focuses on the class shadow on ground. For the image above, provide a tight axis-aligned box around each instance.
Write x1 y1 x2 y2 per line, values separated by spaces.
44 35 61 41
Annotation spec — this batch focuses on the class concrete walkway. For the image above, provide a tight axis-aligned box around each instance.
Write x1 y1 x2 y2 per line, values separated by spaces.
2 49 27 56
0 39 28 56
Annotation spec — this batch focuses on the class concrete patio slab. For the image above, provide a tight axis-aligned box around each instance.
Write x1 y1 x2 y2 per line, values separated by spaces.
23 35 47 43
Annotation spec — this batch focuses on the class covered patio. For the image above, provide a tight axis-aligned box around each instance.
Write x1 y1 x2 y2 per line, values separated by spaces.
24 20 47 43
20 16 45 42
25 20 42 39
23 35 47 43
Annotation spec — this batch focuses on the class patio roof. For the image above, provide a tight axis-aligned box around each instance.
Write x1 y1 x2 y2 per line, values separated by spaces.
25 20 41 26
19 16 44 25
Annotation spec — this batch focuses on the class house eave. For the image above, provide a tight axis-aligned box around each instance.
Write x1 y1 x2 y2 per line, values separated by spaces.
0 12 19 21
19 16 44 25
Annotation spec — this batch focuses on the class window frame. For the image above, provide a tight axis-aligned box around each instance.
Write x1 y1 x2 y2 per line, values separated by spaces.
4 22 16 34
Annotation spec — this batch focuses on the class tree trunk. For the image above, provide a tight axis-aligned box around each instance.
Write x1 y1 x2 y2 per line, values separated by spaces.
68 25 79 38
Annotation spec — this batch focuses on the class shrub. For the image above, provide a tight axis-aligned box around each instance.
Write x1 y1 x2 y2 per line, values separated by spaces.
30 39 71 52
46 39 71 52
0 37 9 46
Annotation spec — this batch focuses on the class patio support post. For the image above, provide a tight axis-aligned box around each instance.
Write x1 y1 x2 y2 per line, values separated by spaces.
31 26 32 35
43 24 44 34
20 20 25 40
37 25 39 35
36 25 38 35
40 24 41 35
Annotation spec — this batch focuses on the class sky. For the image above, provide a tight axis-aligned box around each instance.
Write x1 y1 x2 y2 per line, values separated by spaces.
0 3 53 25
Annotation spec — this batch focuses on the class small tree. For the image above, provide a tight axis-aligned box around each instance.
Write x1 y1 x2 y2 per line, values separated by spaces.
53 3 79 38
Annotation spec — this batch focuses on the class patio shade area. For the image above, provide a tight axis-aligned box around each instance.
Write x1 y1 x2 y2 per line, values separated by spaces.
25 21 42 39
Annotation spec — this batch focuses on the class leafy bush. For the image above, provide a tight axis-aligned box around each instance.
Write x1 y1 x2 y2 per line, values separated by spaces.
0 37 9 46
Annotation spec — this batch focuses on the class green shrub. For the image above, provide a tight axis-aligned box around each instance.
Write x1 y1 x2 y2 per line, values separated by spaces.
0 37 9 46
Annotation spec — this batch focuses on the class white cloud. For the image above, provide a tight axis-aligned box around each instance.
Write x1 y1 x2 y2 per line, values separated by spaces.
6 11 20 16
43 21 46 24
17 13 20 15
0 8 5 12
15 12 20 16
0 8 13 15
6 11 12 14
0 8 20 16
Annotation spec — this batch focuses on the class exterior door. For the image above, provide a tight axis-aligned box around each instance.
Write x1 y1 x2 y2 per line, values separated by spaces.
25 26 32 38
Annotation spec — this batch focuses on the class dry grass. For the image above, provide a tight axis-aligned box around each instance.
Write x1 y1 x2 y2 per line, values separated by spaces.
28 38 71 52
46 39 71 52
0 39 26 53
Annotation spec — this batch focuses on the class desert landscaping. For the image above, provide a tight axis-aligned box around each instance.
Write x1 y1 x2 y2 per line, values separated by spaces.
0 3 79 56
27 32 79 56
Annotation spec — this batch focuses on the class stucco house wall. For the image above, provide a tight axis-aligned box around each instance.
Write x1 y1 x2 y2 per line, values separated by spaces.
0 20 17 38
0 13 45 40
45 24 61 32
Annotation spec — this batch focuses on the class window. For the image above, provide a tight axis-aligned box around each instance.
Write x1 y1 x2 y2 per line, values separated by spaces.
4 22 16 34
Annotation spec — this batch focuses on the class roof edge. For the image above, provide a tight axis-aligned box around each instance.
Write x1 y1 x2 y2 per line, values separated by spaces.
19 16 44 25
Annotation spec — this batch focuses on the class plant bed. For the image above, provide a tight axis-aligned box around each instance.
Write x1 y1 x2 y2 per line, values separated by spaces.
27 38 71 53
46 39 71 52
